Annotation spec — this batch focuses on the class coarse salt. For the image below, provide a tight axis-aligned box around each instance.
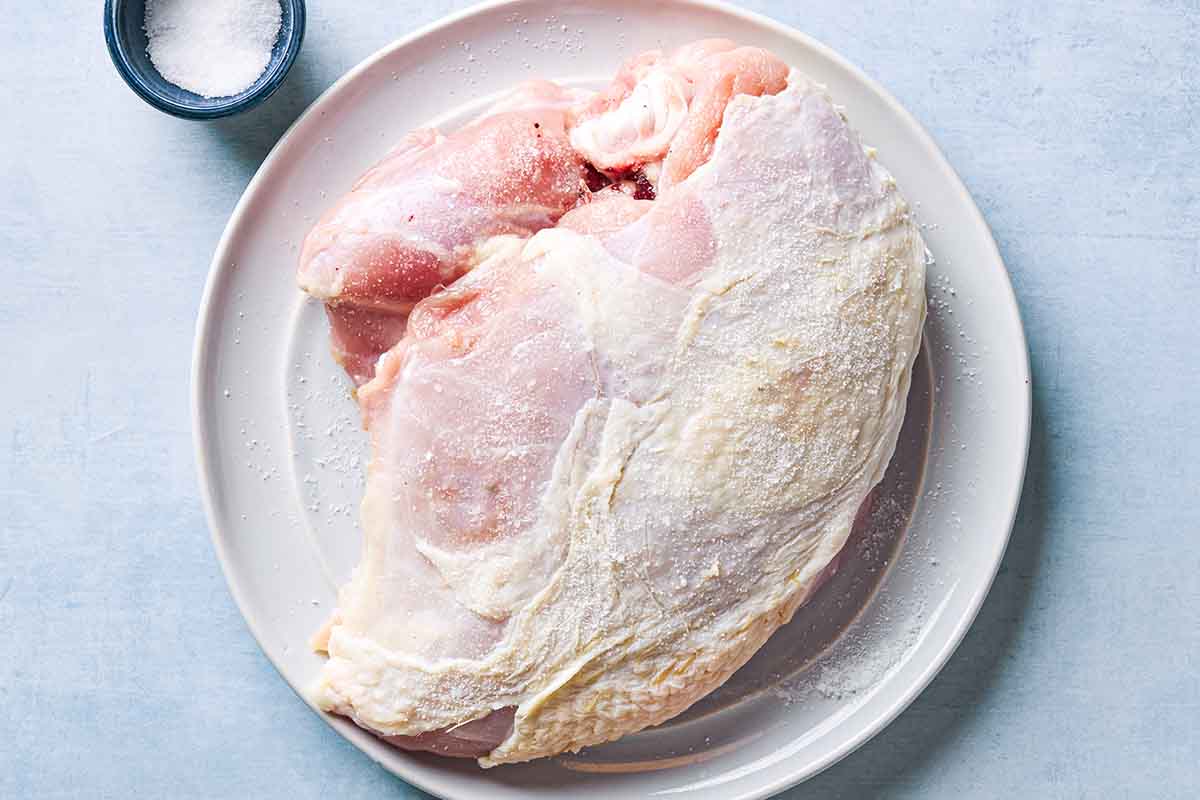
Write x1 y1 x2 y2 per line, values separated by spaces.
144 0 282 99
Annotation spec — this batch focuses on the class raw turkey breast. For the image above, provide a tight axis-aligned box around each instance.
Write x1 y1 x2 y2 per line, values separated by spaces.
297 41 927 766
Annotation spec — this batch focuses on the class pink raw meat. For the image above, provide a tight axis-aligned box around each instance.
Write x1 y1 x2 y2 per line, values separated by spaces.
298 41 927 765
297 83 590 384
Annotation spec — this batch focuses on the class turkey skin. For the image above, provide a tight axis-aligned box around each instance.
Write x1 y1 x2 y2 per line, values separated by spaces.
298 43 927 766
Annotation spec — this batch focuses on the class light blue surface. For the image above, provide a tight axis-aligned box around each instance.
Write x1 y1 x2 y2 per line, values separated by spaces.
2 1 1197 797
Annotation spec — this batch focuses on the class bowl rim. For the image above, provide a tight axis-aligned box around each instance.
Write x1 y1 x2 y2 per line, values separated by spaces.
102 0 307 120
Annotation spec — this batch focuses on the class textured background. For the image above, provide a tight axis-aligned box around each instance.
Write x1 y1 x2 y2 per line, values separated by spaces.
2 1 1198 797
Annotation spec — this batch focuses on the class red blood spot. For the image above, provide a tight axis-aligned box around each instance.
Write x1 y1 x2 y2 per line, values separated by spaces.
632 170 655 201
583 163 612 193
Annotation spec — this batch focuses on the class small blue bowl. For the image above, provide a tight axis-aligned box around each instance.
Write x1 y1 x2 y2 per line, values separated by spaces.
104 0 306 120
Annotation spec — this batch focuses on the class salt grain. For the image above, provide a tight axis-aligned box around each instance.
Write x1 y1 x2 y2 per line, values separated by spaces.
144 0 282 98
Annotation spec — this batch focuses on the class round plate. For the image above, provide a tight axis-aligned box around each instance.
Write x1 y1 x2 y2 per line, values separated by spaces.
191 1 1031 797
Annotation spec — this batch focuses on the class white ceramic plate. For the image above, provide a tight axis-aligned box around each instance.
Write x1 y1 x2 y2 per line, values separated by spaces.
192 1 1031 797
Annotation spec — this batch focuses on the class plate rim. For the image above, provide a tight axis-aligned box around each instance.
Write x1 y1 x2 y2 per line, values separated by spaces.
191 1 1032 797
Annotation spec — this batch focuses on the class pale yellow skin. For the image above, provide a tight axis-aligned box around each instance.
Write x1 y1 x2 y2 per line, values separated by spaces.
310 68 927 766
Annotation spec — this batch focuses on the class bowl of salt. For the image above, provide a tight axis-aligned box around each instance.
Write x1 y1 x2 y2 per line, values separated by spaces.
104 0 305 119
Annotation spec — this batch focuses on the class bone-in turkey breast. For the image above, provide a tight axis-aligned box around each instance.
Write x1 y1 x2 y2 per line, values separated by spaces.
299 45 926 766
